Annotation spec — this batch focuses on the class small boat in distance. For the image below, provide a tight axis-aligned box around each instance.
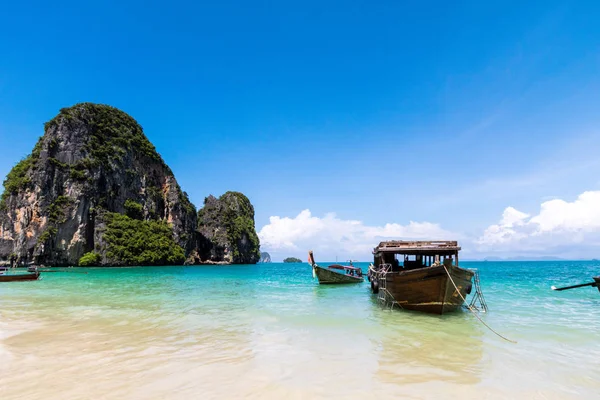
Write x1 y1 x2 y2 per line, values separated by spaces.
0 270 41 282
308 251 363 284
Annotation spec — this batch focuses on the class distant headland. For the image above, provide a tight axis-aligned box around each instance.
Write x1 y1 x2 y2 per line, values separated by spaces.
259 252 272 263
283 257 302 263
481 256 566 262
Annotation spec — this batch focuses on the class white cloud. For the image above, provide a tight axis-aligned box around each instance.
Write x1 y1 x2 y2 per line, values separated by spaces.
258 190 600 261
477 191 600 256
258 209 456 261
499 206 530 227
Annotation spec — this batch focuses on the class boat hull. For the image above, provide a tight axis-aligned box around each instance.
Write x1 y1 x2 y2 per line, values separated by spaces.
0 272 40 282
374 265 473 314
313 265 363 284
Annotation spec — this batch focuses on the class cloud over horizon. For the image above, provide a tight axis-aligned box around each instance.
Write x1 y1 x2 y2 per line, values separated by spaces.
258 209 456 261
258 190 600 261
476 190 600 258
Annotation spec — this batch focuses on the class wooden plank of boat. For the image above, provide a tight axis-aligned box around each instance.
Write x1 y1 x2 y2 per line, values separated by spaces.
0 271 41 282
313 265 363 284
377 264 473 314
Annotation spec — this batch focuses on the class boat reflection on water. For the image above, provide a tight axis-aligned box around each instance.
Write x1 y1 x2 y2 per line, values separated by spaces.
372 310 485 388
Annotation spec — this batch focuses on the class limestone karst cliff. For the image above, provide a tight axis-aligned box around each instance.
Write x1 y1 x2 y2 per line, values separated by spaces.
0 103 261 266
259 252 271 263
0 103 197 266
191 192 261 264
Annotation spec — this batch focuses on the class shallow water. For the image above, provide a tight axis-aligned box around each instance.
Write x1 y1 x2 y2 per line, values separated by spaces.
1 261 599 399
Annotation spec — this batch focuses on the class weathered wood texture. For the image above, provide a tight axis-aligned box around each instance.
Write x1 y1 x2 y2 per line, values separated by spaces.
375 240 461 254
377 264 473 314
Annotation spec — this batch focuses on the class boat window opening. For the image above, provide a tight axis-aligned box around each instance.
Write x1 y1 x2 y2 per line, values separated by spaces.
403 254 424 270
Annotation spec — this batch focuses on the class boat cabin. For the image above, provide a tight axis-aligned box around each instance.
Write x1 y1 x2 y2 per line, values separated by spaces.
373 240 461 272
327 264 363 277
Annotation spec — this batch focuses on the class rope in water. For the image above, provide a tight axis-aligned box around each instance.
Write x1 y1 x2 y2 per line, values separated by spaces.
443 265 517 344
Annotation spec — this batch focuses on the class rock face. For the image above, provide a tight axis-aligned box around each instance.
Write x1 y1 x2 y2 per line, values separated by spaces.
0 103 197 266
192 192 260 264
259 252 271 263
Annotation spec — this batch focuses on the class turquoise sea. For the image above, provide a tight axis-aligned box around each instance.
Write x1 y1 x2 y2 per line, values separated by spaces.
1 261 599 399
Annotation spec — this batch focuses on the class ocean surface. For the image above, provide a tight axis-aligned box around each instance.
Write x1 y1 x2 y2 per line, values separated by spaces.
1 261 599 399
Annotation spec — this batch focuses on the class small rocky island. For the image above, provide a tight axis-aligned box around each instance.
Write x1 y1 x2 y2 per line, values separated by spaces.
259 252 271 263
283 257 302 263
0 103 260 267
189 192 260 264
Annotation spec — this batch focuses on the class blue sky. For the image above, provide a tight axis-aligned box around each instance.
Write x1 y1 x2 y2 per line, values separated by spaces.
2 1 600 260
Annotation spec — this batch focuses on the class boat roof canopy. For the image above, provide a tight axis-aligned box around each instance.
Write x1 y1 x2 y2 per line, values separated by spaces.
374 240 461 255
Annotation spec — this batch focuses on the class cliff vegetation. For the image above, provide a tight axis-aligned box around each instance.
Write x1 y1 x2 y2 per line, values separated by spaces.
98 212 185 266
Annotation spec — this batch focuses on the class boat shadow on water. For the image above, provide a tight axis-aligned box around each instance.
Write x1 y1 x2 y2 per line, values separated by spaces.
308 274 487 386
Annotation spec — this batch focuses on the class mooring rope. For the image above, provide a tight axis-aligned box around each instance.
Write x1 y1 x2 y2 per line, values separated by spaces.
443 265 517 344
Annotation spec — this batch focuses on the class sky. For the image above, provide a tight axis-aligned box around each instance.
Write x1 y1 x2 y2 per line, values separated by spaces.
2 1 600 261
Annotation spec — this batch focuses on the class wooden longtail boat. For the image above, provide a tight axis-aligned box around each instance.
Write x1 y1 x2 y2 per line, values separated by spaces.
308 251 363 284
0 271 41 282
368 241 474 314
